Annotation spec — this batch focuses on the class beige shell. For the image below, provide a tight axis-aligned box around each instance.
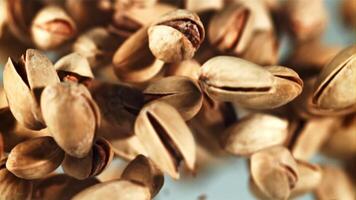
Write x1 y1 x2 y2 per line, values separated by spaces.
291 161 322 197
54 52 94 80
184 0 223 12
110 134 148 161
165 59 201 80
41 82 100 158
6 136 64 179
135 101 196 179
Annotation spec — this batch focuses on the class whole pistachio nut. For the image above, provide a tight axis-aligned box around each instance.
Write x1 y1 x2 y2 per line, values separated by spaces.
184 0 223 13
250 146 299 200
0 158 33 200
222 113 289 156
148 9 205 63
73 27 122 69
6 136 64 179
113 26 164 83
54 52 94 83
33 174 99 200
121 155 164 197
290 160 322 197
40 82 100 158
284 0 327 41
144 76 203 120
135 101 196 179
31 6 77 50
342 0 356 27
315 166 354 200
110 134 148 160
165 59 201 81
72 180 151 200
3 49 60 130
62 137 113 180
312 45 356 114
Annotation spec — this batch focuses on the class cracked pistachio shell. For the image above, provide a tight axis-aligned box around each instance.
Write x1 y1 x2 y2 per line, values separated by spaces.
223 113 289 156
199 56 275 108
135 101 196 179
0 158 33 200
6 136 64 179
165 59 201 80
54 52 94 81
72 180 151 200
33 174 99 200
144 76 203 120
41 82 100 158
250 146 299 200
236 0 273 31
315 166 354 200
62 137 113 180
110 134 148 161
312 45 356 114
31 6 76 50
121 155 164 197
291 161 322 197
3 49 59 130
148 9 205 63
113 27 164 83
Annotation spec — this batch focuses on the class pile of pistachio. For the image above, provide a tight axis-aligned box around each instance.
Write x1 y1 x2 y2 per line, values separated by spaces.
0 0 355 199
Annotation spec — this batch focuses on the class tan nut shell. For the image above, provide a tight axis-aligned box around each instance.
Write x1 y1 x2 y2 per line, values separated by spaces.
291 161 322 197
54 52 94 79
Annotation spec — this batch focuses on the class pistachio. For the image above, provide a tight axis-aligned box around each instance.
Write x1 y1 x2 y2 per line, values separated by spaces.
135 101 196 179
40 82 100 158
144 76 203 120
121 155 164 197
72 180 151 200
222 113 289 156
184 0 223 13
342 0 356 27
33 174 99 200
110 134 148 160
113 27 164 83
250 146 299 200
291 160 322 197
0 0 7 38
3 49 59 130
62 137 113 180
165 59 201 81
312 45 356 114
0 158 33 200
148 9 205 62
31 6 77 50
115 0 157 10
6 136 64 179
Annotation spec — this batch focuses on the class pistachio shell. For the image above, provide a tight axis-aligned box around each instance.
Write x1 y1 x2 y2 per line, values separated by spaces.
165 59 201 80
291 161 322 197
184 0 223 12
110 134 148 161
6 136 64 179
54 52 94 80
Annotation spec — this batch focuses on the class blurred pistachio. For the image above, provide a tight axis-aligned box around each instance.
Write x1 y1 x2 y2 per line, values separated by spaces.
73 27 122 69
6 136 64 179
0 0 7 38
121 155 164 197
65 0 113 30
312 45 356 115
165 59 200 81
250 146 299 200
110 3 175 38
62 137 113 180
342 0 356 27
184 0 223 13
41 82 100 158
315 166 354 200
3 49 59 130
0 158 33 200
31 6 76 50
144 76 203 120
291 160 322 198
148 9 205 63
285 0 327 41
115 0 157 10
0 85 7 107
222 113 289 156
113 27 164 83
110 134 148 160
72 180 151 200
33 174 99 200
54 52 94 83
135 101 196 179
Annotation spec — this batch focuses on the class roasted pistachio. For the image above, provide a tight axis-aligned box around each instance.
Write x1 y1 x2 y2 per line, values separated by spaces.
291 160 322 197
148 9 205 62
312 45 356 114
31 6 76 50
184 0 223 13
250 146 299 200
223 113 289 156
144 76 203 120
6 136 64 179
135 101 196 179
41 82 100 158
110 134 148 160
113 27 164 83
3 49 59 130
165 59 200 81
0 0 7 38
121 155 164 197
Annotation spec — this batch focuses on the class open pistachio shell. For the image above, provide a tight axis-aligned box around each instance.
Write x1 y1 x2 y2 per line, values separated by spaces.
54 52 94 81
6 136 64 179
135 101 196 179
